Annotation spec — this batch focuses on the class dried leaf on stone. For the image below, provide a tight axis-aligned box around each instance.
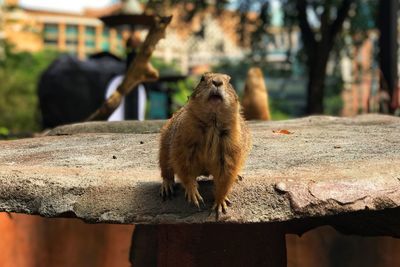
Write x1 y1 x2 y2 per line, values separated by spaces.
273 129 292 135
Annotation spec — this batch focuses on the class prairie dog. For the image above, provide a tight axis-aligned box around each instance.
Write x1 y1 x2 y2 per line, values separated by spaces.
242 67 271 120
159 73 251 217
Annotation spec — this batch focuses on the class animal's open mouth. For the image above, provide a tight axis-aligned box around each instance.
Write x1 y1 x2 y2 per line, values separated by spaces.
208 92 223 102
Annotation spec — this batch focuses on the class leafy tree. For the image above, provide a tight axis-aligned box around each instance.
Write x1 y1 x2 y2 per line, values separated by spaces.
159 0 355 114
235 0 380 114
0 44 59 133
141 0 377 114
286 0 354 114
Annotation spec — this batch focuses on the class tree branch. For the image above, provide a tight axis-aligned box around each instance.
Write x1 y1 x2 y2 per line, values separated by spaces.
86 15 172 121
319 0 332 40
329 0 354 41
296 0 316 55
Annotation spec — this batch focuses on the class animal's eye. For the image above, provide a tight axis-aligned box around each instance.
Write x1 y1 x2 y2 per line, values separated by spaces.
200 76 205 82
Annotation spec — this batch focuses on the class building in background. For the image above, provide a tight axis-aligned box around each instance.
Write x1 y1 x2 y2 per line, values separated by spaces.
2 0 302 76
153 5 299 74
2 0 298 74
3 1 126 59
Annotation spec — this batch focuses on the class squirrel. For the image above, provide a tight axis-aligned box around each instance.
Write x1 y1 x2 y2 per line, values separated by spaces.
242 67 271 120
159 73 251 218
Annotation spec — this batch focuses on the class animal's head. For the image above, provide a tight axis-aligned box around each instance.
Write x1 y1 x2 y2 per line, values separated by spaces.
188 73 240 123
190 73 239 111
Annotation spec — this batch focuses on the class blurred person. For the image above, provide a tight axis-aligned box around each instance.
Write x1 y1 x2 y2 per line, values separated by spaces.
106 30 146 121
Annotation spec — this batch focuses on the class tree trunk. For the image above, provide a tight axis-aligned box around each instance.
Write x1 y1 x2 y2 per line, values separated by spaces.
307 69 325 114
306 52 329 114
296 0 354 115
378 0 398 114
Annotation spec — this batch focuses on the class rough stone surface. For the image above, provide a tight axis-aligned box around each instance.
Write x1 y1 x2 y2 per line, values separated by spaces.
0 114 400 225
47 120 165 135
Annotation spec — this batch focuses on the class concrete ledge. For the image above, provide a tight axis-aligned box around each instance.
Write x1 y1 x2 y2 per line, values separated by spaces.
1 114 400 228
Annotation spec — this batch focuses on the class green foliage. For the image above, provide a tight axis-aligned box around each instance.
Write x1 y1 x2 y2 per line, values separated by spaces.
168 77 196 111
151 57 196 113
0 44 59 133
270 99 291 120
324 95 344 116
324 73 345 116
151 57 181 76
0 126 9 136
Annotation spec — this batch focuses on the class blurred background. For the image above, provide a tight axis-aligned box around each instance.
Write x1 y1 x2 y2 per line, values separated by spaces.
0 0 399 137
1 0 400 266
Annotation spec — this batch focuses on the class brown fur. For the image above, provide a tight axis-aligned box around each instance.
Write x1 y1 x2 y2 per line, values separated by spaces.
242 67 271 120
159 73 251 217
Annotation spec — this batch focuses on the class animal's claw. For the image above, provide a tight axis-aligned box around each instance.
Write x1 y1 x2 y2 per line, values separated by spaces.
185 187 204 210
211 197 231 220
160 180 175 201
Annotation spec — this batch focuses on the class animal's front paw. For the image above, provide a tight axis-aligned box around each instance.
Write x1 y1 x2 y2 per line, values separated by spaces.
160 180 175 200
184 186 204 209
211 197 232 220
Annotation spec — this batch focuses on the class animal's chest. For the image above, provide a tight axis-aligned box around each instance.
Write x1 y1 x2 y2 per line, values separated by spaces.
194 127 228 166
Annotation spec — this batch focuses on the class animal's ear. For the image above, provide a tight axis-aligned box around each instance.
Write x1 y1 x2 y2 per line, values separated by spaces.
224 74 231 82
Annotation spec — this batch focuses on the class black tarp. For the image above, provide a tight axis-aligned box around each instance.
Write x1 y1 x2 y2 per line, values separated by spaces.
38 52 125 128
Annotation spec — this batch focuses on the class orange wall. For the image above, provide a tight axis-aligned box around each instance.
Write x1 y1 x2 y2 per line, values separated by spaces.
0 213 134 267
287 225 400 267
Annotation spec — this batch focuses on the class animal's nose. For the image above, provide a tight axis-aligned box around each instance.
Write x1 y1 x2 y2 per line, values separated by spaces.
212 78 223 87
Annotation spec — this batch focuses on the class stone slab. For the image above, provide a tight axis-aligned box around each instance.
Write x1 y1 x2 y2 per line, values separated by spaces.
0 114 400 226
